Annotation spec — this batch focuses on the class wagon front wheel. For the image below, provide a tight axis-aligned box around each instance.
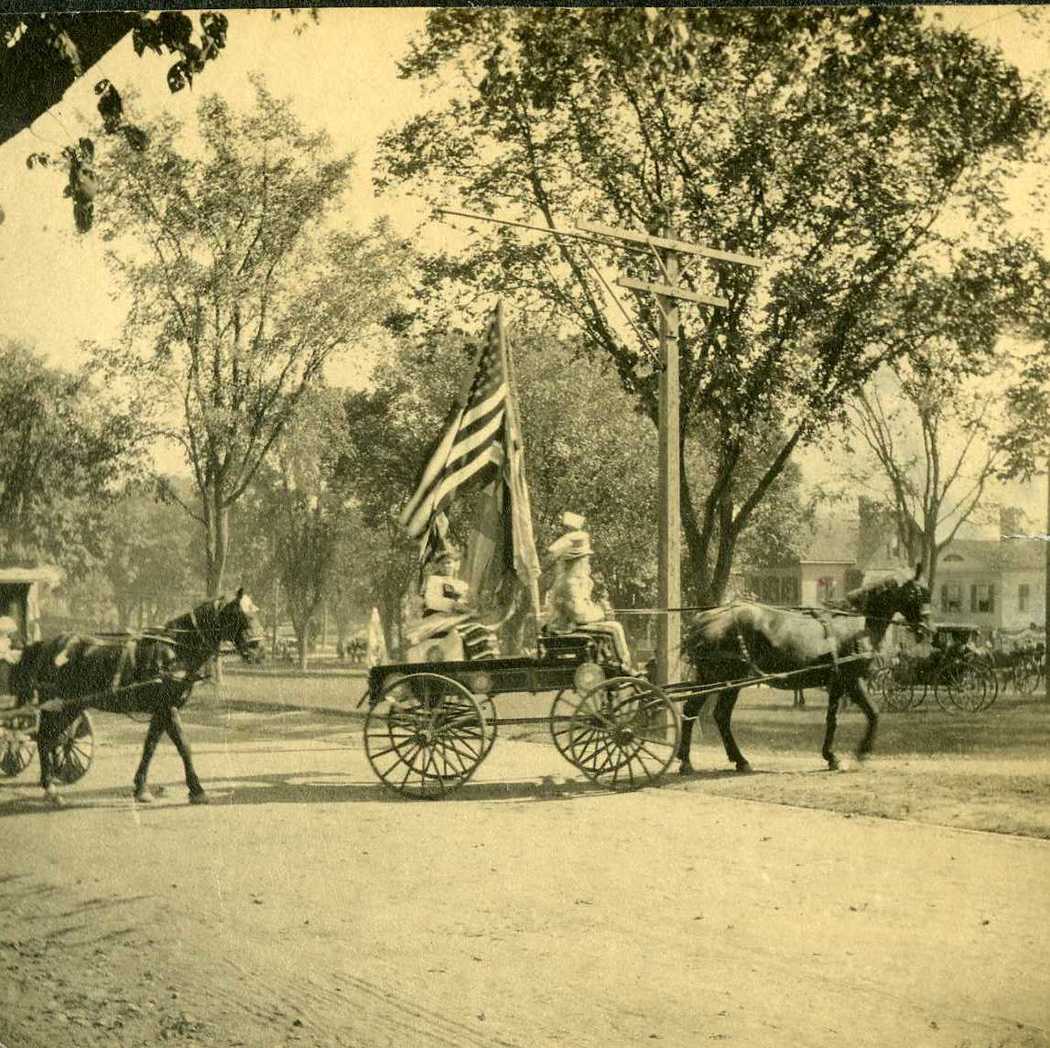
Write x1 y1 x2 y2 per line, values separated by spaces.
554 677 680 790
363 673 488 799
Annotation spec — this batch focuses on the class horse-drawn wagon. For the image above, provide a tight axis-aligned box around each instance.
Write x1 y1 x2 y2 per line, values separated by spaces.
0 571 96 785
362 567 932 797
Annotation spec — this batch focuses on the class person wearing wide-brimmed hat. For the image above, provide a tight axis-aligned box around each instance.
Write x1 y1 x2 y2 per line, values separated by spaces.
544 516 633 671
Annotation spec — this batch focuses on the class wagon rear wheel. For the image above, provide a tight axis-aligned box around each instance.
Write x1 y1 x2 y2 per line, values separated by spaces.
552 677 680 790
51 711 95 784
363 673 488 799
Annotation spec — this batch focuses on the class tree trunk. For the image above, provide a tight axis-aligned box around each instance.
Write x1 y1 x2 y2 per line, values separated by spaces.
204 491 230 682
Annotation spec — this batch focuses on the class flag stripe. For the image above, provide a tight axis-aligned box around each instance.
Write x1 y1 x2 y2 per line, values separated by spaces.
398 409 464 527
400 316 509 540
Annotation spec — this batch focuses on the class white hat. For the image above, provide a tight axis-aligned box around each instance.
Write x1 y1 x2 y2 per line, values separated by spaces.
0 616 18 635
547 530 593 560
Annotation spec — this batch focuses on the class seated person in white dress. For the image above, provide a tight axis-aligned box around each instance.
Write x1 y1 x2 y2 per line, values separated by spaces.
544 526 633 671
404 545 497 662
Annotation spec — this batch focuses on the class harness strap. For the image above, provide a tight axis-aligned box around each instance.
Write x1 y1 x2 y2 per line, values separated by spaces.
733 619 764 679
817 611 840 674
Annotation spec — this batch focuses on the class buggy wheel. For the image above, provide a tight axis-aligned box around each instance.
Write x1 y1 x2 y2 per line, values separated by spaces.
875 669 909 712
907 680 929 710
555 676 680 790
1014 661 1038 696
0 728 34 777
935 664 993 713
363 673 488 799
51 712 95 784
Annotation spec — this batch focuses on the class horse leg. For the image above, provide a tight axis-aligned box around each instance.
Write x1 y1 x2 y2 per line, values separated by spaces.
675 695 708 775
163 707 208 804
850 678 879 762
36 708 78 807
712 689 750 772
133 710 167 802
822 682 843 771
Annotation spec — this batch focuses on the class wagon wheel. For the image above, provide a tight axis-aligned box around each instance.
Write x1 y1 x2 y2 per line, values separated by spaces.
363 673 488 799
1013 660 1038 696
907 677 930 710
51 712 95 784
935 663 992 713
875 669 909 712
0 727 34 777
553 676 680 790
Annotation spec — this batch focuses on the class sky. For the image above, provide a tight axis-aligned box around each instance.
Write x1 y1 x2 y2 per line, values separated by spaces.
0 5 1047 531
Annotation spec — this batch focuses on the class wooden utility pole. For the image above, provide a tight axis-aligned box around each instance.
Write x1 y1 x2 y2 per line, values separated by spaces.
656 238 682 687
433 206 761 687
576 221 761 686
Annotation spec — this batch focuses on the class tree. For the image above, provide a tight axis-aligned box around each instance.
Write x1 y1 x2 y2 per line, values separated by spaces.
847 369 1005 594
95 80 405 600
0 338 145 577
3 11 318 232
249 391 352 669
100 483 198 628
841 246 1043 591
378 7 1047 601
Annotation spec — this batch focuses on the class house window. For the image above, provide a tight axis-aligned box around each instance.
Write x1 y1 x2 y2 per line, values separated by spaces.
970 584 994 614
941 583 962 613
817 577 838 602
1019 583 1030 612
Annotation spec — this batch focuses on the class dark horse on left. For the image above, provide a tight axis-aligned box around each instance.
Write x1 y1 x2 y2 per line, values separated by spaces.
11 590 264 806
677 568 931 774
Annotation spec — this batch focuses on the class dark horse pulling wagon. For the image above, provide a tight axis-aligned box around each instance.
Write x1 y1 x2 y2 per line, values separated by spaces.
3 591 264 806
362 569 931 797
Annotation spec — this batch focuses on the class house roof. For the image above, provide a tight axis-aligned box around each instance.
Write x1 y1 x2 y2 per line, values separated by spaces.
938 538 1044 573
798 515 859 565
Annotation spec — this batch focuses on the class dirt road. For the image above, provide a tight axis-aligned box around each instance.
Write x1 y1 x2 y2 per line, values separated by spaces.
2 708 1048 1048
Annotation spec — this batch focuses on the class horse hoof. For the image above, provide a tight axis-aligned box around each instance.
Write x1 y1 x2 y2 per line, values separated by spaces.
827 757 840 772
134 788 155 804
189 791 210 806
735 762 753 774
678 762 695 777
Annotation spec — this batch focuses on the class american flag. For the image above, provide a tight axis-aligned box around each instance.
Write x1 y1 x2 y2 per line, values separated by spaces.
400 309 509 541
400 303 541 615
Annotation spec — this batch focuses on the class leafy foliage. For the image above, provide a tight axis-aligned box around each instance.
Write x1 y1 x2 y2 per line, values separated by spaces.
378 7 1047 600
0 339 147 577
95 81 406 597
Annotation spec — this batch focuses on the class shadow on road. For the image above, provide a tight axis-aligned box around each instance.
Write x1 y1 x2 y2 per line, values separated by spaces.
0 769 612 815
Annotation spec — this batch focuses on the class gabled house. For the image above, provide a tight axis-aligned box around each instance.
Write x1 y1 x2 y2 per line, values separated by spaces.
735 499 1046 635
